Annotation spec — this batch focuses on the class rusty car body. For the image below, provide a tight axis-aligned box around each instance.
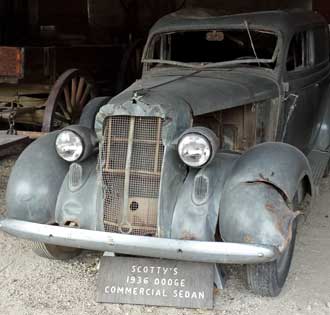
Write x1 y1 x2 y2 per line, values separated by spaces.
1 9 330 297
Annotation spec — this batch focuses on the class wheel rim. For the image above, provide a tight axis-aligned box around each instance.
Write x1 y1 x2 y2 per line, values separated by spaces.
42 69 96 132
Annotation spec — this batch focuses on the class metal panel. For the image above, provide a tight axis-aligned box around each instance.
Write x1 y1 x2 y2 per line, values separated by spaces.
101 116 164 236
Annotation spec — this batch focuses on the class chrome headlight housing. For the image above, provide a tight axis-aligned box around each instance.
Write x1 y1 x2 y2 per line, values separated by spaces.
56 130 84 162
178 127 220 168
55 125 98 162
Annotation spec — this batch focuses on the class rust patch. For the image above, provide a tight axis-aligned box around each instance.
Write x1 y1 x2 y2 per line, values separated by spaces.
265 203 276 212
243 234 254 243
259 173 271 182
180 231 197 240
0 47 23 78
214 288 221 296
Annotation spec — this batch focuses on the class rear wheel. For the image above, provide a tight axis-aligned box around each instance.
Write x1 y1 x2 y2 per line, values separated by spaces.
32 242 81 260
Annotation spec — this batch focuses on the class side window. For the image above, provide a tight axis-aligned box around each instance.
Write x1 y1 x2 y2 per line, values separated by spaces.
313 26 329 65
286 31 312 71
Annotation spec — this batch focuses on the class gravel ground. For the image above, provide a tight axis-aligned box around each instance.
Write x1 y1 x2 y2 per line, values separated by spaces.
0 154 330 315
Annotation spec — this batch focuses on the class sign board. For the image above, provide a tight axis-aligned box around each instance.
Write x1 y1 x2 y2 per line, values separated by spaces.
97 256 214 309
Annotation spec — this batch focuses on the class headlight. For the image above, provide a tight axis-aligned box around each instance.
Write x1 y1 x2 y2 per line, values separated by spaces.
56 130 84 162
178 127 219 168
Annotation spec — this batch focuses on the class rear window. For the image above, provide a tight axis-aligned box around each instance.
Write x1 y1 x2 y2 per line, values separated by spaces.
286 31 312 71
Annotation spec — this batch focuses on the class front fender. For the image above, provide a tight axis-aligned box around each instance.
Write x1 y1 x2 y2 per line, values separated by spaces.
55 155 101 230
6 132 69 223
220 142 313 251
171 152 239 241
225 142 313 201
220 182 297 252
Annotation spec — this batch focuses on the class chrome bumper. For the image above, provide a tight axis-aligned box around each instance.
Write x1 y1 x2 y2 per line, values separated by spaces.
0 218 279 264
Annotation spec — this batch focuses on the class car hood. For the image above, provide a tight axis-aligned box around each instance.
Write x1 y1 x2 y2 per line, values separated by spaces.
111 67 279 116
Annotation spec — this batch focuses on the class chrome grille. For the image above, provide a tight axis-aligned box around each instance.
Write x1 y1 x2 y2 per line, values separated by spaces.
101 116 164 236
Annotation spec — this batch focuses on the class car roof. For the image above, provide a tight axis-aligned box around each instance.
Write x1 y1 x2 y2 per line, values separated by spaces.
149 9 327 37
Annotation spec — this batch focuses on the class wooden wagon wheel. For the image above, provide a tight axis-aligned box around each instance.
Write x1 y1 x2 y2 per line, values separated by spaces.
42 69 96 132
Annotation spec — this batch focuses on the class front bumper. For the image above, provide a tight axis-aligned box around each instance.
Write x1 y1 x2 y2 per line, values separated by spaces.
0 218 279 264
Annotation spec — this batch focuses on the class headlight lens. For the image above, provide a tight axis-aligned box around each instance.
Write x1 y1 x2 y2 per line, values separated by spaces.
178 133 212 167
55 130 84 162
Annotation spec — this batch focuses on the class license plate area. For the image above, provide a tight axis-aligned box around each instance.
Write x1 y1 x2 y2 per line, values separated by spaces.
97 256 214 309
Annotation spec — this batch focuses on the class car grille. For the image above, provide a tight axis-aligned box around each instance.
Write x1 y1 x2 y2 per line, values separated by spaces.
101 116 164 236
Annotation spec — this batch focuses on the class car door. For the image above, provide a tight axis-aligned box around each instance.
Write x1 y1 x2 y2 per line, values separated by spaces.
283 27 330 154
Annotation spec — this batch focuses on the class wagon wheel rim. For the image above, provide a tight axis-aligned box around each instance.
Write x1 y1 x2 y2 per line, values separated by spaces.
42 69 96 132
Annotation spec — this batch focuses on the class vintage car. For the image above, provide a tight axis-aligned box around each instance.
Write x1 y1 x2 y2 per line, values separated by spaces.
1 9 330 297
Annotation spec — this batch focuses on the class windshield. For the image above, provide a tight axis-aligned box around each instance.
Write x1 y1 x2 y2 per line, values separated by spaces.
143 29 278 69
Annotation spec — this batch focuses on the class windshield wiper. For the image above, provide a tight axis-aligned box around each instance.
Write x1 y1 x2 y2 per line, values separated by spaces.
142 59 204 69
244 20 261 67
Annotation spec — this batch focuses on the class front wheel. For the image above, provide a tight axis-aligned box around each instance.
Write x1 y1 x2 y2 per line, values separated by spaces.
246 220 297 297
32 242 81 260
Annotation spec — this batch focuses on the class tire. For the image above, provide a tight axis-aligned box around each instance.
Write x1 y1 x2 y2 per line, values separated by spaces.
79 96 111 130
246 219 297 297
32 242 81 260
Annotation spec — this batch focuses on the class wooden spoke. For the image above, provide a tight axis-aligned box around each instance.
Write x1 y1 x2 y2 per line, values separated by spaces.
76 77 85 105
42 69 96 132
79 84 91 109
63 86 72 114
71 77 77 107
54 113 71 124
57 99 71 121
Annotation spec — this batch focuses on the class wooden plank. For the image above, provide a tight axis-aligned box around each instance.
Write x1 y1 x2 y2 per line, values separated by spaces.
0 131 29 150
16 131 45 140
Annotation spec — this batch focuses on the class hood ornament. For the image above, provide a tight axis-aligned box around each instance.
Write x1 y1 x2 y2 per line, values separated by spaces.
132 89 148 103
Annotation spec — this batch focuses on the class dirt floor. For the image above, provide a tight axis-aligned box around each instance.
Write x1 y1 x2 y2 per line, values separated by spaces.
0 153 330 315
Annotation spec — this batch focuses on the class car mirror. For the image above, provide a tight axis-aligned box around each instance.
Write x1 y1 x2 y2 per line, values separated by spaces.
206 31 224 42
